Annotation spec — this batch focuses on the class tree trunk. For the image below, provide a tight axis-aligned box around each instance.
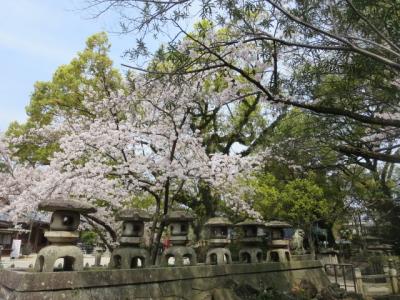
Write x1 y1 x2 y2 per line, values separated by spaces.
199 183 216 218
149 198 161 250
83 216 114 252
150 219 166 265
150 178 170 264
307 224 316 259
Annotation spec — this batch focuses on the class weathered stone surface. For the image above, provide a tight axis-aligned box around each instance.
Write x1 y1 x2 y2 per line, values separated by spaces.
160 279 192 298
238 247 263 263
116 209 151 221
206 248 232 265
0 260 331 300
44 230 79 244
212 288 241 300
38 199 96 214
207 238 231 247
204 217 232 226
264 220 292 228
166 210 195 222
169 235 189 244
34 245 84 272
233 283 260 299
239 236 263 244
235 219 265 227
109 247 150 269
119 236 141 245
161 246 197 266
49 211 80 231
192 277 225 291
192 290 212 300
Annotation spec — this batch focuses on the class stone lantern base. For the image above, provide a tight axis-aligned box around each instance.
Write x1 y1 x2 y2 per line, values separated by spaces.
109 247 150 269
161 246 197 267
239 247 263 264
206 248 232 265
34 245 84 272
266 248 291 263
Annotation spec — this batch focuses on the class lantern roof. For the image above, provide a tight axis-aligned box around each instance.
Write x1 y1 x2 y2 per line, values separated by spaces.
204 217 232 227
38 198 96 214
236 219 265 227
166 210 195 222
116 209 151 221
264 220 292 228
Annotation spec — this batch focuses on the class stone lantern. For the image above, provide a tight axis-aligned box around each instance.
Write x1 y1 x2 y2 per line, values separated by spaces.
265 220 292 263
204 217 232 265
161 210 197 266
109 209 151 269
34 199 96 272
236 219 266 263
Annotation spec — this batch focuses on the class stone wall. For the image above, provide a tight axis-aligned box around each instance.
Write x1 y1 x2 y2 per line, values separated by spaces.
0 260 330 300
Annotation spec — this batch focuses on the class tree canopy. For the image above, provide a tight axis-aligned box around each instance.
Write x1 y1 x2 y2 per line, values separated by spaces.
1 0 400 254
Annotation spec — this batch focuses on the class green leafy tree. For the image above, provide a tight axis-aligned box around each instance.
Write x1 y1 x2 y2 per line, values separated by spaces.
7 32 124 165
252 174 335 255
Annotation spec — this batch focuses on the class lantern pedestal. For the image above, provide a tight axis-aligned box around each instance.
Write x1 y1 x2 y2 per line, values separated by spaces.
34 245 84 272
110 248 150 269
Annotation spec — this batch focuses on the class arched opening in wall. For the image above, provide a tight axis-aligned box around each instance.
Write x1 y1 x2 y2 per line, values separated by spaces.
223 253 230 264
285 251 291 262
256 251 263 263
37 255 44 272
167 255 175 266
53 256 75 271
130 257 144 268
240 252 251 263
113 255 122 269
270 251 280 262
183 254 192 265
209 253 218 265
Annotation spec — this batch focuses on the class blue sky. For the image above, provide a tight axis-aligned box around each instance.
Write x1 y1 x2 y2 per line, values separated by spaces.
0 0 173 131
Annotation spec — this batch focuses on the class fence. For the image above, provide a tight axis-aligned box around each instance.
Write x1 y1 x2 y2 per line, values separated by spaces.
324 263 357 293
355 259 399 297
325 259 399 297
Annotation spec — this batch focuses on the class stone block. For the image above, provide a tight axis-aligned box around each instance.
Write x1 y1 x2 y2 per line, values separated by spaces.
192 291 212 300
212 288 241 300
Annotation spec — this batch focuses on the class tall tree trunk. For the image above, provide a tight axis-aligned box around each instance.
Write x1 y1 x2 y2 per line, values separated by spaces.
199 183 216 218
150 178 170 264
307 224 316 259
150 220 166 264
149 198 161 250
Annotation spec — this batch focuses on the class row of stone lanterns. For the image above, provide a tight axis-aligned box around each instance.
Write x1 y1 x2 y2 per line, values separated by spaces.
33 199 293 272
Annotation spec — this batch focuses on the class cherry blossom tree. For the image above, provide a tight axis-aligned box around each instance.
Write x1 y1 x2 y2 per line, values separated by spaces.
2 69 263 258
